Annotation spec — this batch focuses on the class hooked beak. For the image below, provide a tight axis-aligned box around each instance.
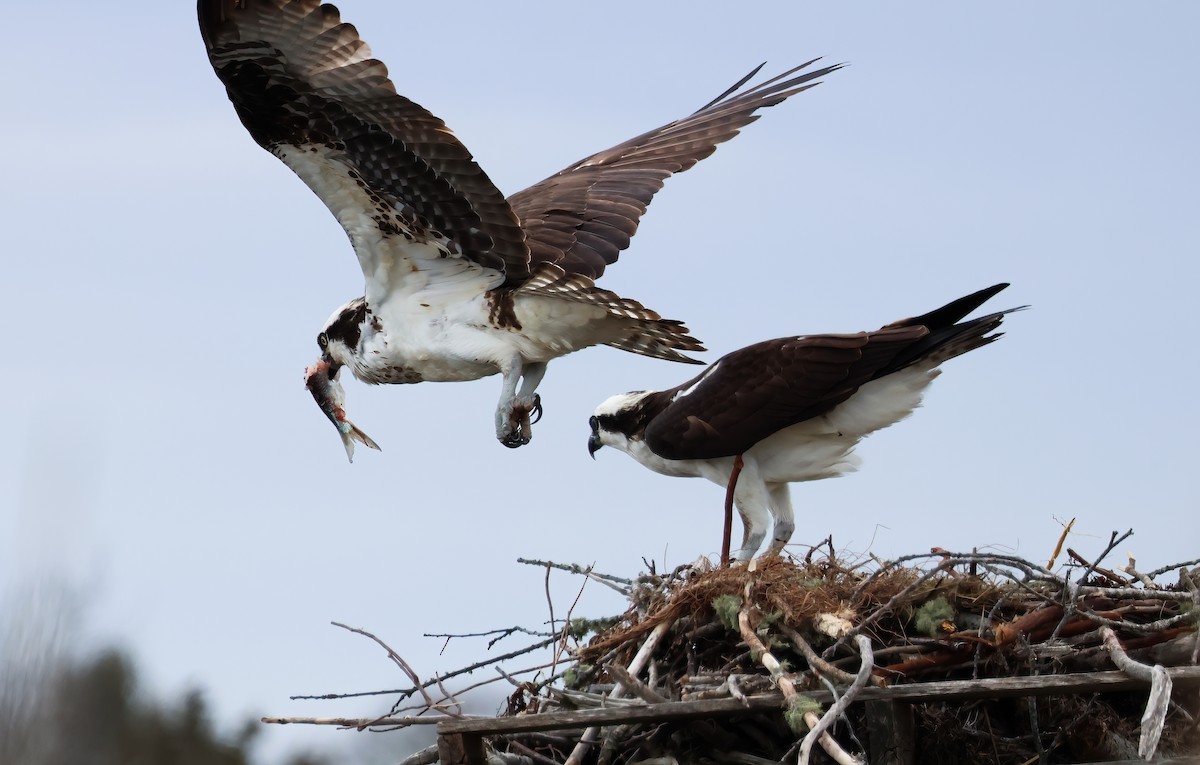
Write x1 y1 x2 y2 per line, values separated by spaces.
322 353 341 380
587 432 602 459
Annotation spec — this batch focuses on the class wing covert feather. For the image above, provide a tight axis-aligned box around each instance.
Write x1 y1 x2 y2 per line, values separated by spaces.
644 328 926 459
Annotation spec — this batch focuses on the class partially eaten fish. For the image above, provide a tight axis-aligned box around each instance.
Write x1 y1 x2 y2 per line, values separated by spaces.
304 358 381 462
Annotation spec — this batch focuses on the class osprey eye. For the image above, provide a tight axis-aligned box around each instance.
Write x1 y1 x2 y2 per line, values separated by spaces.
317 332 329 350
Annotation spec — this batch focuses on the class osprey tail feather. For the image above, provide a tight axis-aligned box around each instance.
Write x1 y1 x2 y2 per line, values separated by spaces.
515 263 705 363
607 320 705 364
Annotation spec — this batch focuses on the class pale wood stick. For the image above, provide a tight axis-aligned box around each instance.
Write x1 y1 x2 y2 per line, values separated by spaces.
734 566 863 763
563 619 672 765
1121 553 1158 588
737 605 800 698
728 673 748 705
1101 626 1173 760
801 711 862 765
398 744 439 765
776 622 884 688
607 664 669 704
798 635 872 765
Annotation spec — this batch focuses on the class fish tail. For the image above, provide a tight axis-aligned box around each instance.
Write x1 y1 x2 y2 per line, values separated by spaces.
339 420 381 463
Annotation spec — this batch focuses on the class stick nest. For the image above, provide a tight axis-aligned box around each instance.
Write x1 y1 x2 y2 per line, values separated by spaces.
485 547 1200 764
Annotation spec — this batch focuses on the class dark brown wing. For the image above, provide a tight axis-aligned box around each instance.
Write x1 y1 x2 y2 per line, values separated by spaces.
642 284 1017 459
198 0 529 283
642 327 926 459
507 61 843 280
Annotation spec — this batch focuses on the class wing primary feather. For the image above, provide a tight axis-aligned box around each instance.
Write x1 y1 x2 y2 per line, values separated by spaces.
694 61 769 112
508 59 843 281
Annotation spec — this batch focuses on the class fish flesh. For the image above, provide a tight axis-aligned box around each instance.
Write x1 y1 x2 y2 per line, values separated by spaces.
304 359 380 462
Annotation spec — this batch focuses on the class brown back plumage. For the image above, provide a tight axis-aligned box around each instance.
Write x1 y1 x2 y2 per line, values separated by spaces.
635 284 1019 459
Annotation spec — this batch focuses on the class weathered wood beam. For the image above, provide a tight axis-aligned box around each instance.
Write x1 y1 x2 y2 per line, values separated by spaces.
865 700 915 765
436 732 486 765
436 666 1200 736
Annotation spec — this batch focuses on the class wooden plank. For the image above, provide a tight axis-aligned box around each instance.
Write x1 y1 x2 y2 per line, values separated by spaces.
436 666 1200 736
436 732 486 765
872 665 1200 702
439 694 787 735
865 700 915 765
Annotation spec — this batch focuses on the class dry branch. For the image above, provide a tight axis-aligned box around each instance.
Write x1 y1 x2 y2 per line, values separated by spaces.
1102 625 1174 759
262 715 451 728
798 636 872 765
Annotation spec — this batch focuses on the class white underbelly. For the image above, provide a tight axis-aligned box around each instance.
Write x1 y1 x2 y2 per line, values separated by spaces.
748 427 862 483
748 364 941 482
511 295 616 360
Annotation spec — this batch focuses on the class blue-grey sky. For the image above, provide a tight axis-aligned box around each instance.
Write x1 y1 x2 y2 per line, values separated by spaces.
3 1 1197 761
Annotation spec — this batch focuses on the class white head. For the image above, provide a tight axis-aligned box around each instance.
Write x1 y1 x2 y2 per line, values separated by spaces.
587 390 655 458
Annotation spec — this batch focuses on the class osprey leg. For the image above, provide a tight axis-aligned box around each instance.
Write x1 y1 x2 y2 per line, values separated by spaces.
515 361 548 425
722 454 744 566
764 485 795 556
495 360 524 447
495 359 548 448
726 458 772 562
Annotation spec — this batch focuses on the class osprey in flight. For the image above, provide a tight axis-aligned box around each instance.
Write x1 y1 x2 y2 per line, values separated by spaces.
198 0 840 456
588 284 1021 561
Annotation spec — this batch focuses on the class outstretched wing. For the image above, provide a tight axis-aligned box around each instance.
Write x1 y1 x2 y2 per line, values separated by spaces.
642 327 926 459
198 0 530 299
507 61 843 280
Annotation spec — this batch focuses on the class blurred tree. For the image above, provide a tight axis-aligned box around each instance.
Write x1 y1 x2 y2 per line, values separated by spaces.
47 649 249 765
1 580 326 765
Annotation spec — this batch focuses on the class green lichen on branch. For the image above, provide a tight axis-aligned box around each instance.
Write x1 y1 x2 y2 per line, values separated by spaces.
712 594 743 632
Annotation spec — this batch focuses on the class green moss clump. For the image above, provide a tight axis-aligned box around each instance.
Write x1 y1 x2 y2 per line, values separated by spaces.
563 663 593 689
569 616 619 639
712 594 743 631
914 596 956 637
784 695 823 734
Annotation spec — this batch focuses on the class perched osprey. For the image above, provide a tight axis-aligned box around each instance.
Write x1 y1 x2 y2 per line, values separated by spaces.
588 284 1021 561
197 0 840 456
